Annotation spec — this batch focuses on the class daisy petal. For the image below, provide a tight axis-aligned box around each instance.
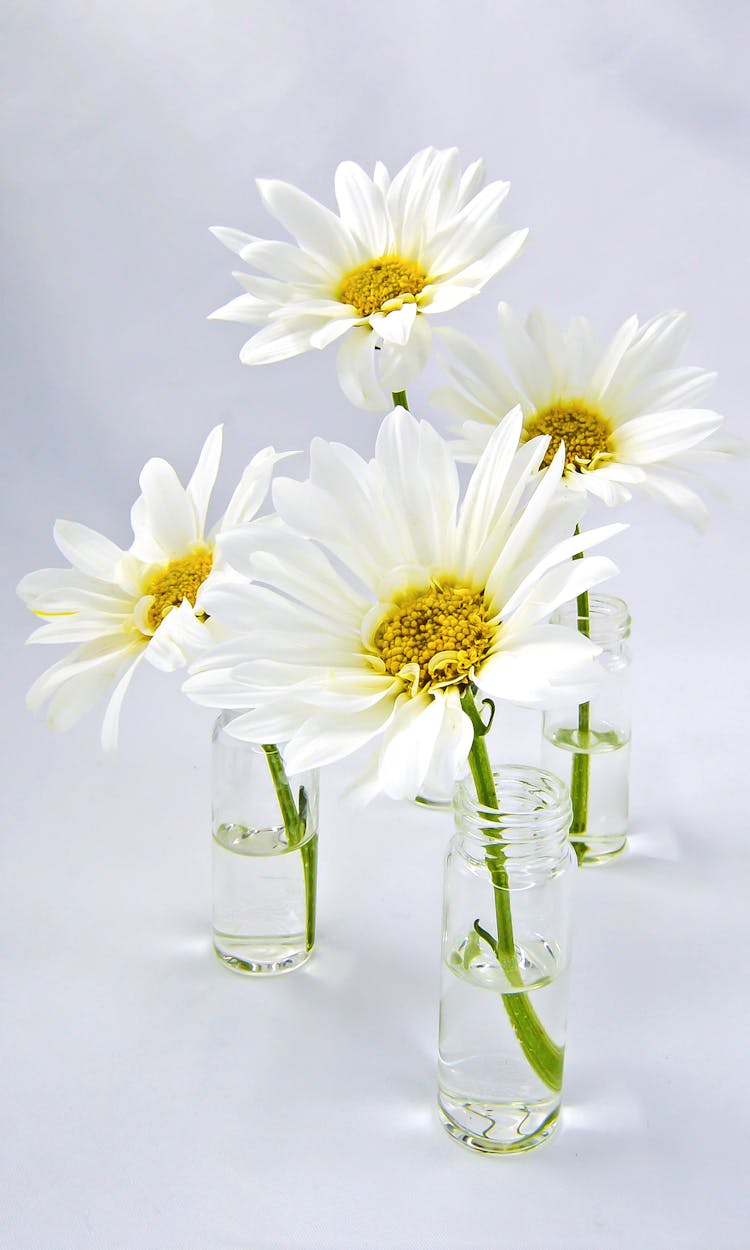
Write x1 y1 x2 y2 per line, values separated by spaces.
334 160 389 255
614 408 724 464
187 425 222 539
132 457 198 559
53 521 125 581
377 316 432 391
257 178 358 273
336 326 389 411
239 320 316 366
478 624 601 708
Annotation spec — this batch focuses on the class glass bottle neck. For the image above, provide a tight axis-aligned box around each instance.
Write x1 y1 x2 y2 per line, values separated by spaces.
552 593 631 651
453 766 572 866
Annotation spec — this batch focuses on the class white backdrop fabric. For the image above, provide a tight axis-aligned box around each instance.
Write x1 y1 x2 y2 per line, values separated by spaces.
2 3 749 1248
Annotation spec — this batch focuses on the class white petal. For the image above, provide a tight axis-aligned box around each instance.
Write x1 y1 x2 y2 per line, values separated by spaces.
418 283 478 315
425 180 511 274
374 692 446 800
613 409 724 465
219 521 366 623
417 687 474 799
239 319 315 365
589 315 640 397
309 317 357 350
257 178 358 272
457 158 486 207
100 653 145 751
499 554 620 632
53 521 125 581
336 326 390 411
132 457 198 559
478 624 602 708
374 408 459 568
219 446 290 529
210 226 255 256
145 600 209 672
25 613 129 645
376 315 432 390
17 567 131 613
334 160 389 254
369 302 417 346
238 236 330 283
635 467 710 529
448 228 528 287
455 407 524 569
283 695 398 771
496 303 557 409
187 425 222 539
208 293 271 324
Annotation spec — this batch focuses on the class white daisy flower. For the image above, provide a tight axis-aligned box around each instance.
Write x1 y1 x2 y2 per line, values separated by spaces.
18 426 286 749
184 408 624 803
433 305 734 526
209 147 528 412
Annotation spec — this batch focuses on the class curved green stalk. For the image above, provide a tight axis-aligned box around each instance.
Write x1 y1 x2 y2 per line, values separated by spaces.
391 390 410 410
262 744 317 952
570 531 592 864
461 690 564 1092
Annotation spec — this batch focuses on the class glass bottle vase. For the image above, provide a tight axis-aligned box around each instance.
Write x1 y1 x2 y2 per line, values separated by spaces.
541 594 631 865
438 766 575 1154
211 712 319 975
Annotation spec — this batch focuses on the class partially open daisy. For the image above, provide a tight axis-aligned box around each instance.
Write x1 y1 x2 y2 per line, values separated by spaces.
18 426 286 748
433 305 732 525
209 147 527 411
184 408 624 803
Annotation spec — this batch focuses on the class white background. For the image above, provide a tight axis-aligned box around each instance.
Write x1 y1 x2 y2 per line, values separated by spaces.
2 2 749 1247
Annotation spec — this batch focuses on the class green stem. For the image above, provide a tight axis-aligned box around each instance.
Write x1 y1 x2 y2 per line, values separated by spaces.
461 690 564 1093
570 530 592 864
262 744 317 952
391 390 410 410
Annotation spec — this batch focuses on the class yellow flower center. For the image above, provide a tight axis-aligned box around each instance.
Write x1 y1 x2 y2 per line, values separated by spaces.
338 255 427 317
143 548 213 632
373 582 493 693
524 401 613 473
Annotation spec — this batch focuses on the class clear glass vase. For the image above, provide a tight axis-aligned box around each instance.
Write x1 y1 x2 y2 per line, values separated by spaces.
541 594 631 865
438 766 574 1154
211 712 319 975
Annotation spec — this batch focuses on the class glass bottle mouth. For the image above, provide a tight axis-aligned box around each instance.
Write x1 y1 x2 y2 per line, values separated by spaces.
454 765 572 847
552 593 630 645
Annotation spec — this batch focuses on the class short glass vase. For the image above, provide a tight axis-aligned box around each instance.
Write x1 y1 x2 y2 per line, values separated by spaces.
541 594 631 865
438 766 574 1154
211 712 319 975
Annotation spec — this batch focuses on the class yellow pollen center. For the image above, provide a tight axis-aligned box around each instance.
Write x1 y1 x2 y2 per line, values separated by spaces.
524 401 613 472
143 548 213 632
338 255 427 317
373 583 493 693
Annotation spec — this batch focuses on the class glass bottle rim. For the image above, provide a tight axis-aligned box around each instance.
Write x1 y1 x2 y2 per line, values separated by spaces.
454 765 572 843
552 593 630 644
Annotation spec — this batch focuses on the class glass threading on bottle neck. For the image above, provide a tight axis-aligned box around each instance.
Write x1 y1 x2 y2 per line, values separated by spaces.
453 765 573 867
552 593 631 648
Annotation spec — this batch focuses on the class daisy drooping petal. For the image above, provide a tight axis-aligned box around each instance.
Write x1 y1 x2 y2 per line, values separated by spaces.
18 426 285 748
210 148 528 410
433 306 735 525
184 408 624 802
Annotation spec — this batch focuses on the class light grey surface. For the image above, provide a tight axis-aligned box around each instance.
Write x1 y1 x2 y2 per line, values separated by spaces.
2 3 749 1248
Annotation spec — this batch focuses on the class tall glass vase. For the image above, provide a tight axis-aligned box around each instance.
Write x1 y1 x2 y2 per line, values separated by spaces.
438 766 574 1154
541 594 631 865
211 712 319 975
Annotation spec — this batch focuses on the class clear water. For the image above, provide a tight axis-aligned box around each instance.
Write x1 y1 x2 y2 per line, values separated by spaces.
542 726 630 863
438 933 567 1152
212 822 310 975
